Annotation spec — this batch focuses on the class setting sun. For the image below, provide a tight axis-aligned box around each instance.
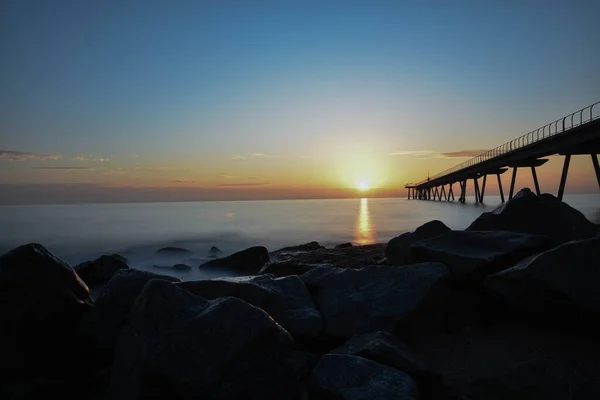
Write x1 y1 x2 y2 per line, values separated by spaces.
358 181 370 191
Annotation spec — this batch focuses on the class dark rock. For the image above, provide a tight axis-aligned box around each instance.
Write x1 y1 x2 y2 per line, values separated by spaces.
275 241 324 253
272 243 387 269
79 269 180 358
467 188 597 243
207 245 222 258
258 261 317 277
330 331 424 374
300 264 449 337
155 246 192 255
200 246 269 273
179 274 322 339
386 220 451 266
485 235 600 319
172 263 192 271
335 242 354 249
309 354 418 399
74 254 129 287
409 231 556 282
0 243 92 378
110 280 299 399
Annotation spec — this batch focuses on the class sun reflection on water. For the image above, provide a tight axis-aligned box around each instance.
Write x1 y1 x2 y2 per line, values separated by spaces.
354 198 376 245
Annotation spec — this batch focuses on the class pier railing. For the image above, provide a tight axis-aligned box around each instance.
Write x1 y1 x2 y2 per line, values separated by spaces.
415 101 600 186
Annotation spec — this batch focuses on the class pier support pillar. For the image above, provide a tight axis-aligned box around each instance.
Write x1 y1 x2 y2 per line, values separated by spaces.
509 167 518 200
441 185 447 201
473 178 481 204
531 166 541 196
479 174 487 203
557 154 571 201
449 184 455 201
592 154 600 189
497 174 505 203
459 180 466 203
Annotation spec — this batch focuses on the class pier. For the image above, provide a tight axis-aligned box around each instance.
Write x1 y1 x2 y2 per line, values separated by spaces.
406 101 600 203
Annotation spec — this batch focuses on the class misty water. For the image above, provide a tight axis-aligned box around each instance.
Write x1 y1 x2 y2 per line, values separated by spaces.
1 194 598 281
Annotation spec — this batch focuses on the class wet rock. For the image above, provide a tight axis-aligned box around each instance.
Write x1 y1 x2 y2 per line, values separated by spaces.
0 243 92 378
467 188 598 243
110 280 298 400
485 235 600 320
200 246 269 273
275 241 324 253
409 231 556 282
273 243 386 269
335 242 354 249
386 220 451 266
74 254 129 287
330 331 424 374
179 274 322 339
300 264 449 337
172 263 192 271
258 261 317 277
79 269 180 358
207 245 222 258
309 354 418 399
155 246 192 255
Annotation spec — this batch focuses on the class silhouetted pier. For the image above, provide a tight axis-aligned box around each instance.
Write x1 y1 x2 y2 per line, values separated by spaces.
406 101 600 203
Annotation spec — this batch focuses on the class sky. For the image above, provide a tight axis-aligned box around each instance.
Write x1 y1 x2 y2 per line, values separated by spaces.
1 0 599 204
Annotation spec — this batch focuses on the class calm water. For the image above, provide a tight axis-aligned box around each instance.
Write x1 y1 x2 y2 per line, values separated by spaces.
1 194 598 280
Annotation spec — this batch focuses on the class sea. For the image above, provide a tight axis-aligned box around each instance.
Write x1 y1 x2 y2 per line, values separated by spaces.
1 194 598 281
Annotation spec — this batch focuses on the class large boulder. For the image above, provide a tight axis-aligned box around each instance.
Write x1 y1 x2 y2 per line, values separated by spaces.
155 246 192 255
330 331 424 374
200 246 269 273
74 254 129 288
409 231 556 282
274 241 324 253
79 269 180 358
467 188 598 243
300 264 449 337
0 243 92 377
309 354 418 399
485 235 600 320
179 274 322 339
110 280 299 400
386 220 451 266
258 261 317 277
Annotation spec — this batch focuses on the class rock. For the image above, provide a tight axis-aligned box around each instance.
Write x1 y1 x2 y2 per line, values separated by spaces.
207 245 222 258
485 235 600 320
300 264 449 337
335 242 354 249
330 331 424 374
172 263 192 271
200 246 269 273
386 220 451 266
272 243 387 269
409 231 556 282
258 261 317 277
79 269 180 358
0 243 92 378
275 241 324 253
155 246 192 255
179 274 322 339
74 254 129 287
467 188 598 243
110 280 299 400
309 354 418 399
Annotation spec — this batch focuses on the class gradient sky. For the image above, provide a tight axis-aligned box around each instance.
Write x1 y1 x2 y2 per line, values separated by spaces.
1 0 599 204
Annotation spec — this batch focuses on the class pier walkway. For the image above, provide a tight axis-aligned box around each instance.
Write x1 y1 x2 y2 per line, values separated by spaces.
406 101 600 203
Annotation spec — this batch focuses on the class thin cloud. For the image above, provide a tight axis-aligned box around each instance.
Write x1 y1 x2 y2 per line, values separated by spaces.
73 156 110 162
251 152 275 158
35 166 94 170
217 182 269 187
0 150 61 161
169 179 199 184
216 175 260 180
390 150 439 157
440 149 489 158
231 154 246 160
390 149 489 159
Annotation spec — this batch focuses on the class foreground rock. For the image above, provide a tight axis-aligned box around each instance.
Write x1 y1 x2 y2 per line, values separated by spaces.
75 254 129 287
79 269 180 358
309 354 418 399
301 264 449 337
110 280 299 399
200 246 269 273
485 235 600 321
409 231 555 282
155 246 192 255
467 188 598 243
0 243 92 378
258 261 317 277
386 220 451 266
274 241 324 253
273 243 386 269
179 274 322 338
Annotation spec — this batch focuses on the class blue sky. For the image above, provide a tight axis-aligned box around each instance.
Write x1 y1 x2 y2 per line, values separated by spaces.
1 1 599 203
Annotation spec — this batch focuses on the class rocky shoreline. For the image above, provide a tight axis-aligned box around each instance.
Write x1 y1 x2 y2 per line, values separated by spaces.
1 188 599 399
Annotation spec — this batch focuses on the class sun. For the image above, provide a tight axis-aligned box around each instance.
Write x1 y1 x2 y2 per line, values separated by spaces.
357 180 370 191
